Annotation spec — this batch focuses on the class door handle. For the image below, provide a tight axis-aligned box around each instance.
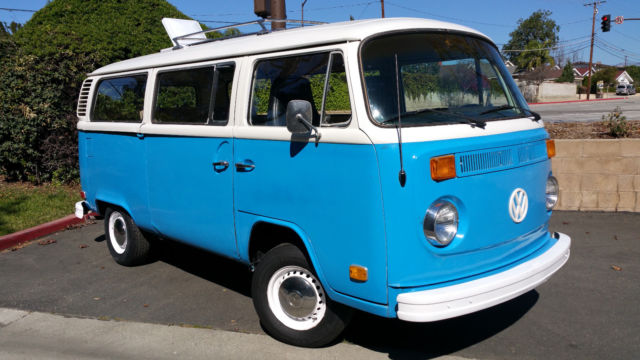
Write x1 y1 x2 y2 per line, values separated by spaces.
235 162 255 172
212 161 229 172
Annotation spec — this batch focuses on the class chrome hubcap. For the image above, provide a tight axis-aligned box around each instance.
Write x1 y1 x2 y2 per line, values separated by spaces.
114 219 126 247
278 276 317 318
108 211 127 254
267 266 326 331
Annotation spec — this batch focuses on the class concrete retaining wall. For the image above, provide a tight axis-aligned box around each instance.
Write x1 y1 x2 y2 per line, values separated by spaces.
552 139 640 212
517 81 577 103
538 82 577 102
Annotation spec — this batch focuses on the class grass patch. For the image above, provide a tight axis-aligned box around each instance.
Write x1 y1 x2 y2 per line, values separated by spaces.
0 180 80 236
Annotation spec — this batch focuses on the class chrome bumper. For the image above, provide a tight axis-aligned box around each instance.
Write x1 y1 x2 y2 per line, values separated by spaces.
396 232 571 322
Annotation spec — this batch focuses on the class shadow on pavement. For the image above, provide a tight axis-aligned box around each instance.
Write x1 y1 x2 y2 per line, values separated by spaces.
343 291 538 359
151 239 253 298
90 231 538 355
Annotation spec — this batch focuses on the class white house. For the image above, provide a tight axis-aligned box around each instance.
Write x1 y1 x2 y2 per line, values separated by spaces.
615 70 634 85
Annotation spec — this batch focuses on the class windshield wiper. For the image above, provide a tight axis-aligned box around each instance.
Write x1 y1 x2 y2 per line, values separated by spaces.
480 105 541 122
480 105 515 115
524 108 541 122
382 107 486 128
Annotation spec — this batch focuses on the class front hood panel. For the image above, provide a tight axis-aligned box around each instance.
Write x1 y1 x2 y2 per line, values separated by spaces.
376 128 553 288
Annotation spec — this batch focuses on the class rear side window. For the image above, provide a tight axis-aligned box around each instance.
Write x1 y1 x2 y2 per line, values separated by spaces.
93 75 147 122
250 52 351 127
154 64 235 125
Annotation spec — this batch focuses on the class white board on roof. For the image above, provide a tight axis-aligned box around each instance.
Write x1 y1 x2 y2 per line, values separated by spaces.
161 18 206 46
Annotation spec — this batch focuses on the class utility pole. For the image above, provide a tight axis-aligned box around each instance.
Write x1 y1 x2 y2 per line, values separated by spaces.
584 1 605 100
381 0 385 18
271 0 286 30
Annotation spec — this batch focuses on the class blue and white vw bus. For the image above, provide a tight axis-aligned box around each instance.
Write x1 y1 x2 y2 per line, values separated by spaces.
75 18 571 347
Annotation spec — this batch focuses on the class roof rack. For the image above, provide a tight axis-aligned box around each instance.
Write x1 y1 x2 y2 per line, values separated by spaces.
171 18 328 49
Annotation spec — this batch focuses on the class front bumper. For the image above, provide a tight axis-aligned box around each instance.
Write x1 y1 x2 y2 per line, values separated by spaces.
396 232 570 322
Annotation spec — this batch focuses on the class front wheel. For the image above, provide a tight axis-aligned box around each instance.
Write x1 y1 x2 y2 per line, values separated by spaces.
251 244 352 347
104 207 150 266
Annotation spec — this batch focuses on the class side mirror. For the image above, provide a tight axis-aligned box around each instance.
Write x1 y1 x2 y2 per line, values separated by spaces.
286 100 313 134
285 100 321 141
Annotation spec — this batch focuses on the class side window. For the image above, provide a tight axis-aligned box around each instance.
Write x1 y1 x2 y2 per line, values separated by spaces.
211 65 235 123
93 75 147 122
250 52 351 127
154 64 235 125
322 54 351 126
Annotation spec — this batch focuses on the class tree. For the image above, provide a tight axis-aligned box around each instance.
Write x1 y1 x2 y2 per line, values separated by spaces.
0 0 197 183
515 40 556 70
13 0 191 64
0 21 22 38
0 22 21 59
582 67 617 94
556 61 575 83
503 10 559 70
626 65 640 84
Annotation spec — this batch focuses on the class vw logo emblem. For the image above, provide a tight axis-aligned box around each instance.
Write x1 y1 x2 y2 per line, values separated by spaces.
509 188 528 223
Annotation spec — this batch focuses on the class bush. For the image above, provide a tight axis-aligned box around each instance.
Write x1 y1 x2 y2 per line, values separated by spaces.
0 0 194 184
0 49 99 183
603 107 632 138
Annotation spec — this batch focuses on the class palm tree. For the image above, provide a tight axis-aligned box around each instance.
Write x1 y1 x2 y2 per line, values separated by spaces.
516 40 556 71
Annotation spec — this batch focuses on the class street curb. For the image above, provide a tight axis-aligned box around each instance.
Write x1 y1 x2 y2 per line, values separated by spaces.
529 97 624 105
0 214 95 251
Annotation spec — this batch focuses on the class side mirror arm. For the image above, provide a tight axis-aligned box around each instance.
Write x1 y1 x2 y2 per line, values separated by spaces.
296 114 321 141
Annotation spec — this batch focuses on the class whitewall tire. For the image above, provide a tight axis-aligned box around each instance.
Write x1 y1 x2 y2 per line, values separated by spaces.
104 207 150 266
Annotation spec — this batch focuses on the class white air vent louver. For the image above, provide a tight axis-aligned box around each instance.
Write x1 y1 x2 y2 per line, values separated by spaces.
76 78 93 117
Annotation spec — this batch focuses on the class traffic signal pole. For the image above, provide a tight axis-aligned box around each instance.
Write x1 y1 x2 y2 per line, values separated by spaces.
584 1 605 100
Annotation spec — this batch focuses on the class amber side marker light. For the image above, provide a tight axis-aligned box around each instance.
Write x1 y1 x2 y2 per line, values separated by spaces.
349 265 368 282
546 139 556 158
430 155 456 181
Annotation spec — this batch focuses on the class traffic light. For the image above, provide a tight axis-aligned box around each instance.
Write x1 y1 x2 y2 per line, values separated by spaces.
601 14 611 32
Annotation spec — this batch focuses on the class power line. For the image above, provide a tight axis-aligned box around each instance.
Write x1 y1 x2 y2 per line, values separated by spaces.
384 1 513 28
595 43 640 62
613 29 640 43
0 7 36 13
596 37 640 58
191 1 377 18
196 20 252 25
501 39 591 52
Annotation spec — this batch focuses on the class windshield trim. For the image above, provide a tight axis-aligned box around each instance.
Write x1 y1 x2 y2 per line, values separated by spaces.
358 29 516 129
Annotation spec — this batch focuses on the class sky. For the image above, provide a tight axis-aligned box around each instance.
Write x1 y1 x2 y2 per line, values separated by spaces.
2 0 639 66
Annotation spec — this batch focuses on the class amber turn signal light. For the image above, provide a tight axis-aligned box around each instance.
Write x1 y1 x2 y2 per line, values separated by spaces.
349 265 368 282
546 139 556 158
430 155 456 181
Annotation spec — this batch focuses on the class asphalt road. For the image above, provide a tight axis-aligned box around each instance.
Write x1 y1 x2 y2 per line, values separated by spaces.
1 211 639 359
532 95 640 123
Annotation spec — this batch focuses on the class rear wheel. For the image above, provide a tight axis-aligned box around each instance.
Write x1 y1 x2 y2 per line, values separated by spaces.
251 244 352 347
104 207 150 266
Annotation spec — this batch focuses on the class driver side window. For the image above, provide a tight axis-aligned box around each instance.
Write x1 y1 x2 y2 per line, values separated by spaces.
249 52 351 127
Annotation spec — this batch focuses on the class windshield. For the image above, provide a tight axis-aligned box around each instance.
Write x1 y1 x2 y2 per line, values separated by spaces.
361 32 530 126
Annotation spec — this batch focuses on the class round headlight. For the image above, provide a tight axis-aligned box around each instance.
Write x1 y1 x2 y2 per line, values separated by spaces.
424 201 459 247
546 175 559 210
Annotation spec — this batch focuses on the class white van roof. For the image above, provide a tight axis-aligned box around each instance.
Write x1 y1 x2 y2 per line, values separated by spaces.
90 17 492 76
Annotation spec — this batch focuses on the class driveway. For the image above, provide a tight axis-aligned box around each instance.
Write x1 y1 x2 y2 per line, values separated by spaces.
1 211 638 359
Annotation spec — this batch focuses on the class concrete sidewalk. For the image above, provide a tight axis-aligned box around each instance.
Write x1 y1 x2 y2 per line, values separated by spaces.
0 308 471 360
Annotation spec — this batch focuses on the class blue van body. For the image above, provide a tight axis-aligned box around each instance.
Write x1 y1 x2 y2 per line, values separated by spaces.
76 18 570 344
78 126 559 318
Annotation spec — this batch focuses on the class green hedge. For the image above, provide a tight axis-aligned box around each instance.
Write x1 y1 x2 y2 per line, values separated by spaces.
0 0 192 183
